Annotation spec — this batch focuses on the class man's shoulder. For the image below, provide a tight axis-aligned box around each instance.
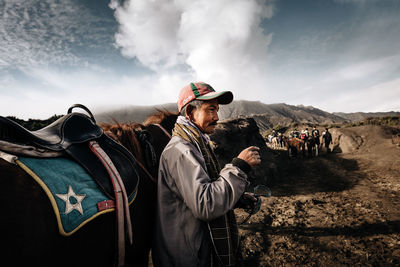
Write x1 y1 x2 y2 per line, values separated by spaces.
163 136 199 156
161 136 205 169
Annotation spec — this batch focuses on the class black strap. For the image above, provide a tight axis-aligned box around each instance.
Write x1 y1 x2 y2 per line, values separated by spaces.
67 104 96 123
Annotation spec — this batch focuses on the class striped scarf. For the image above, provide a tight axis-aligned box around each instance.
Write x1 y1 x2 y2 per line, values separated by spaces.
172 120 240 267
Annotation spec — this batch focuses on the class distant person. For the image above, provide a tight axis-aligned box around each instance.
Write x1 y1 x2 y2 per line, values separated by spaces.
300 128 309 156
312 126 320 155
312 126 320 140
153 82 261 267
277 132 283 147
322 127 332 153
300 128 309 141
292 128 300 138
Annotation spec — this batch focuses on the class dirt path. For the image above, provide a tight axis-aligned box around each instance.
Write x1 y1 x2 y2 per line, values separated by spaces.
237 126 400 266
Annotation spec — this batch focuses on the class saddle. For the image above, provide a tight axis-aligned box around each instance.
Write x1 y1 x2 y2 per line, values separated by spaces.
0 104 139 200
0 104 139 267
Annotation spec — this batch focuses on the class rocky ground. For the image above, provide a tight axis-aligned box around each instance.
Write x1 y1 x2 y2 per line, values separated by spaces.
237 125 400 266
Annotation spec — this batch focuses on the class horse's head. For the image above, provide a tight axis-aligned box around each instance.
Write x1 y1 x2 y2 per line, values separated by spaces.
100 110 178 183
143 109 179 135
100 121 146 164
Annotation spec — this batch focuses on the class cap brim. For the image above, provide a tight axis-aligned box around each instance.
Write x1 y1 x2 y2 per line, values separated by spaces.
196 91 233 105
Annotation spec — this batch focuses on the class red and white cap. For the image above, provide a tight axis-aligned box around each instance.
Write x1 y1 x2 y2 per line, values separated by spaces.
177 82 233 112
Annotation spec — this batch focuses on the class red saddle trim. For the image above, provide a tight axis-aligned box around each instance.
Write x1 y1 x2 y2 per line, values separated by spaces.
97 200 115 211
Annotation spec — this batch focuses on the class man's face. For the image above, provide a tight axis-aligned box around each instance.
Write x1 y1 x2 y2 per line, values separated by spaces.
191 99 219 134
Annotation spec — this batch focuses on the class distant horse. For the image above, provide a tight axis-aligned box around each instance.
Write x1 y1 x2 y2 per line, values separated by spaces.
271 136 279 149
283 137 304 157
305 135 315 157
0 110 178 267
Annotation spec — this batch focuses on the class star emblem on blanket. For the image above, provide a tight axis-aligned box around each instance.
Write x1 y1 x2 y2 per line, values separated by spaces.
56 185 86 215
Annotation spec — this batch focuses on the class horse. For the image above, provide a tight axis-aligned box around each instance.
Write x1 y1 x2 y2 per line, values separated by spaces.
0 110 178 267
283 136 304 157
270 136 279 149
305 135 315 157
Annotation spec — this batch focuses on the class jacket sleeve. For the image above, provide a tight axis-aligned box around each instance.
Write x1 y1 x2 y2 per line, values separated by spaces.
165 143 248 222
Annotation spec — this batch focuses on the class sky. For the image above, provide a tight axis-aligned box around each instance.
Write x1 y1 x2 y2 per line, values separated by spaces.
0 0 399 119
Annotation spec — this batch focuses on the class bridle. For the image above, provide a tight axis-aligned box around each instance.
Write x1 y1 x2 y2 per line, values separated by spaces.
135 123 171 184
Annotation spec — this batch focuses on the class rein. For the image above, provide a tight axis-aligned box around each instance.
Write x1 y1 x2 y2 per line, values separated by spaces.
134 123 171 184
153 123 172 139
238 185 271 225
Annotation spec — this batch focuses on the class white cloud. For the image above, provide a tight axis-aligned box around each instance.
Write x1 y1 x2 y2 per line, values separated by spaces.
324 54 400 82
0 66 191 119
0 0 111 69
110 0 274 99
327 78 400 112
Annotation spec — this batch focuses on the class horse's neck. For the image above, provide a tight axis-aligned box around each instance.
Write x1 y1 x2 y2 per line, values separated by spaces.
153 124 171 138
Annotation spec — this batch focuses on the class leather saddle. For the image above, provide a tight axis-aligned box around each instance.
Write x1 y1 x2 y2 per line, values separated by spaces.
0 104 139 200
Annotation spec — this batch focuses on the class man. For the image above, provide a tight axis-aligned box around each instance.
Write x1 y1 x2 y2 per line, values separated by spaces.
322 127 332 153
300 128 309 156
153 82 261 267
312 126 320 140
312 126 320 156
293 128 300 138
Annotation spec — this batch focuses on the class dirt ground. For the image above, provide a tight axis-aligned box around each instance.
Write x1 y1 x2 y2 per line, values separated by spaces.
237 125 400 266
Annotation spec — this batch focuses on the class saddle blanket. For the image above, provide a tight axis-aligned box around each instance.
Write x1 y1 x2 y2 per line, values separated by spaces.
16 156 137 236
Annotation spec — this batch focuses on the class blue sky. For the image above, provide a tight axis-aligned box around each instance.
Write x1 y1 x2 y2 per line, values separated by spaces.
0 0 399 119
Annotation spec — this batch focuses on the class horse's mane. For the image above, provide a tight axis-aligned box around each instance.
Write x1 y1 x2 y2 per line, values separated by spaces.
99 109 178 165
143 109 178 126
143 109 179 137
100 121 145 164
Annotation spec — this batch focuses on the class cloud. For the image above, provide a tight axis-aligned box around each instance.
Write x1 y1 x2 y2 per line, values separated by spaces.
325 54 400 83
328 78 400 112
0 65 191 119
110 0 274 99
333 0 379 5
0 0 113 70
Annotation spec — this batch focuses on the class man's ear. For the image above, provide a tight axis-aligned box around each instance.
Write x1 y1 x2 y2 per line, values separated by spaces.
185 105 194 120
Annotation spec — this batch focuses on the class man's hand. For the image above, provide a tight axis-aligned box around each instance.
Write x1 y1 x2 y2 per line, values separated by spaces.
237 146 261 167
237 192 261 214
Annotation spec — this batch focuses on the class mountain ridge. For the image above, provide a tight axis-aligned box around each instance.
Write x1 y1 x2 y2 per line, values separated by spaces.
94 101 399 132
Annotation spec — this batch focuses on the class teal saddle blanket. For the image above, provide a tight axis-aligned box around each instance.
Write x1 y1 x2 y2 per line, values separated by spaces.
17 156 137 236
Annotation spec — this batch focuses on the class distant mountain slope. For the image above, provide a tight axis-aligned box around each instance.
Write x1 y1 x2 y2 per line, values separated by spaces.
219 101 347 123
333 111 400 122
95 103 178 123
93 101 398 131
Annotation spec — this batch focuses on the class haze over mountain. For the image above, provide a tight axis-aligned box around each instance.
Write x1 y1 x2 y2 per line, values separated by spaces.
94 100 399 131
333 111 400 122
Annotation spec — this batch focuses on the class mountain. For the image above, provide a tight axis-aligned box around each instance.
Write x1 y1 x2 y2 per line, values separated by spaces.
6 101 398 131
95 101 348 130
333 111 400 122
93 100 398 132
94 103 178 124
218 101 347 129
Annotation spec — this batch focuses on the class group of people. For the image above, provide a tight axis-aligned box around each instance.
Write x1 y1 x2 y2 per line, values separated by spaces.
153 82 262 266
287 126 333 153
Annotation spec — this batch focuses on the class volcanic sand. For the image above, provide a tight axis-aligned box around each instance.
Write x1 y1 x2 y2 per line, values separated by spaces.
237 125 400 266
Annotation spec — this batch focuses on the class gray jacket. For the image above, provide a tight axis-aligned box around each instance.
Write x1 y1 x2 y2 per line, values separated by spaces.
152 136 248 267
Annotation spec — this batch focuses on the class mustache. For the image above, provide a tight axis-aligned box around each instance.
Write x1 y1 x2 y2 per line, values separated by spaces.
209 121 218 126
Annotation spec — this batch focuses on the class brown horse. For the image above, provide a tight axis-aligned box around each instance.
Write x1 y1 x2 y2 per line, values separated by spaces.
0 110 178 267
283 137 304 157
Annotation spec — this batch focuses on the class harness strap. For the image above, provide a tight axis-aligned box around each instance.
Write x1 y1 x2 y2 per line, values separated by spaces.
89 141 133 267
132 123 172 184
135 154 157 183
153 123 172 139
